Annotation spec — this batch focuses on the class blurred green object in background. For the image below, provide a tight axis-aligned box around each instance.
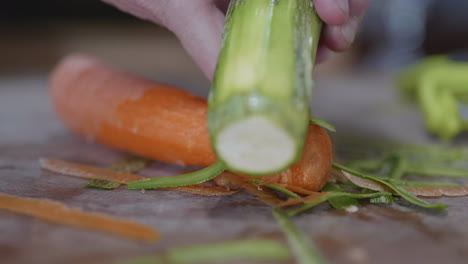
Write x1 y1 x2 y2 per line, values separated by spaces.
398 53 468 141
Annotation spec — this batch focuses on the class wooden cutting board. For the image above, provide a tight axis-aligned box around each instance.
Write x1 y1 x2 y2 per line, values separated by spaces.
0 74 467 264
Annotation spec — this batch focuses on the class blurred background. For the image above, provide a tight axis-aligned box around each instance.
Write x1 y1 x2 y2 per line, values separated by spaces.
1 0 468 143
1 0 468 80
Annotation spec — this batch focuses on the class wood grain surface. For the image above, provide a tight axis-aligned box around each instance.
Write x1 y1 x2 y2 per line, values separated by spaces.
1 70 467 264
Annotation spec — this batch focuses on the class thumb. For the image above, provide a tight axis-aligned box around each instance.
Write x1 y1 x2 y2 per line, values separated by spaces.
164 1 225 80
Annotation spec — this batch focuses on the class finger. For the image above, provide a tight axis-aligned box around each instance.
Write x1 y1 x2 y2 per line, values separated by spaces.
321 16 359 51
313 0 349 25
101 0 170 25
349 0 371 17
165 1 225 80
320 0 370 51
316 45 331 64
214 0 230 14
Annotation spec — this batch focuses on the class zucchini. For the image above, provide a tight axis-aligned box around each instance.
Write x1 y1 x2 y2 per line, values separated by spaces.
208 0 322 175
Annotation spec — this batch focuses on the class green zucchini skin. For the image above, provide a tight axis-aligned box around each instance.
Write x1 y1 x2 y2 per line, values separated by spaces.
208 0 322 175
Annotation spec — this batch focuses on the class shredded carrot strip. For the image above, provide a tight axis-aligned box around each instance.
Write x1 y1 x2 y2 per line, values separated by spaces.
278 192 329 207
0 193 159 242
213 172 245 190
214 173 283 206
403 186 468 197
40 158 144 184
163 185 238 196
276 185 317 196
235 174 316 195
341 171 390 192
40 158 236 196
340 169 468 197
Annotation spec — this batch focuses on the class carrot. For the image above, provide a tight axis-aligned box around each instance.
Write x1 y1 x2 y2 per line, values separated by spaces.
0 193 159 242
49 55 333 192
228 124 333 193
50 55 214 167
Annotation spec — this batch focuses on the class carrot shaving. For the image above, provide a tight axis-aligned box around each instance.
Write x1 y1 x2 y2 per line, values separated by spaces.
162 185 238 196
235 174 320 195
213 172 245 190
278 192 328 207
40 158 236 196
341 171 390 192
257 174 281 185
214 173 283 206
402 186 468 197
0 193 159 242
40 158 144 184
341 169 468 197
276 185 317 196
242 183 284 206
328 169 349 183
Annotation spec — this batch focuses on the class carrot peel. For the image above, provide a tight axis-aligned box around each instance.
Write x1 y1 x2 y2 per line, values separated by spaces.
40 158 145 184
214 172 284 206
40 158 236 196
0 193 160 242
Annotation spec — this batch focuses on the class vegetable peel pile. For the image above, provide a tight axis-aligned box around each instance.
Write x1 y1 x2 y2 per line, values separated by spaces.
39 155 467 213
40 158 237 197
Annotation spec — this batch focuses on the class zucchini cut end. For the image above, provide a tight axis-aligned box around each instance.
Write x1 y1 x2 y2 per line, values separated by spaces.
214 116 297 175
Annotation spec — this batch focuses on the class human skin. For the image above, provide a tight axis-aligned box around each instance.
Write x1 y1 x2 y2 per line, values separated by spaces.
102 0 370 79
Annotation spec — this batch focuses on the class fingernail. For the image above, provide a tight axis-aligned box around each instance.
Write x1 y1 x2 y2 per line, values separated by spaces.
335 0 349 16
341 18 358 45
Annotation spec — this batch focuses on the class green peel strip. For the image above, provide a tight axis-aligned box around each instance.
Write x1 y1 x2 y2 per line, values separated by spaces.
310 118 336 132
370 194 395 205
287 191 391 216
333 163 447 210
377 153 407 179
127 161 226 189
168 239 290 263
87 156 152 190
321 183 360 209
273 208 326 264
248 179 301 198
389 179 459 187
87 179 121 190
118 239 289 264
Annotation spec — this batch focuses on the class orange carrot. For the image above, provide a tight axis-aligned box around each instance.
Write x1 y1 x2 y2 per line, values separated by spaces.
0 193 159 242
232 124 333 193
50 55 214 167
49 55 333 192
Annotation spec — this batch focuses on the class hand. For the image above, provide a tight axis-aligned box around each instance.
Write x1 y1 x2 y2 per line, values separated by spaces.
103 0 370 79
